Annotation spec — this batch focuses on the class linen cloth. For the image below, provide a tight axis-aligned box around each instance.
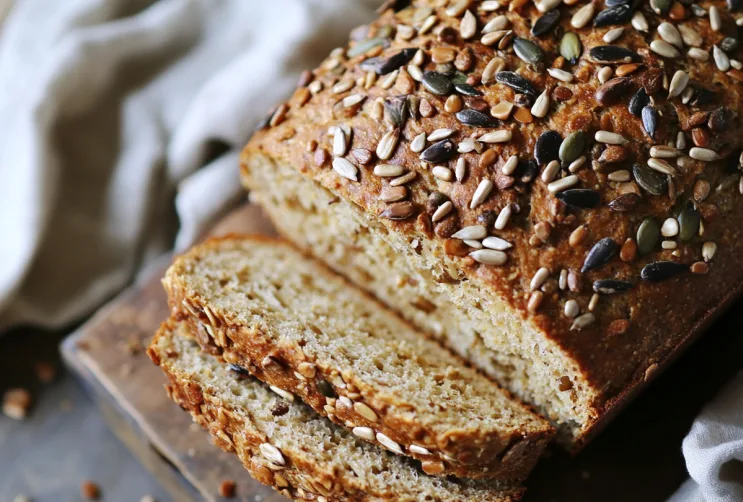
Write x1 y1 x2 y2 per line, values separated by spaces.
0 1 739 500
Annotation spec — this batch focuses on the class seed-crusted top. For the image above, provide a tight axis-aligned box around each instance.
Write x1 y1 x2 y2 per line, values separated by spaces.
245 0 743 408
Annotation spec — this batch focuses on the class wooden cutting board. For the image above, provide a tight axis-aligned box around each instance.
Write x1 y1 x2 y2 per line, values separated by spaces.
61 202 743 502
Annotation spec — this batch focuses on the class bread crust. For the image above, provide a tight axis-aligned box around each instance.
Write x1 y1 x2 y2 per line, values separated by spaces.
164 235 554 480
242 0 743 446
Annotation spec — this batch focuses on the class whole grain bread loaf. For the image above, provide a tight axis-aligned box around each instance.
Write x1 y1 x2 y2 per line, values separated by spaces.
242 0 743 446
149 319 523 502
164 235 553 480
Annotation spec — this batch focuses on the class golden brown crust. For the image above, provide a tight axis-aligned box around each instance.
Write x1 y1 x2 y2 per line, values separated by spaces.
243 0 743 444
164 235 554 480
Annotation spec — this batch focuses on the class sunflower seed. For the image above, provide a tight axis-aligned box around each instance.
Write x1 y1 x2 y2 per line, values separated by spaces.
593 279 633 294
556 188 600 207
650 145 679 158
571 313 596 330
598 66 613 84
710 6 722 31
503 155 519 175
483 15 509 33
332 80 354 94
420 139 456 163
465 239 484 249
427 129 454 142
491 101 514 119
668 70 689 98
390 171 417 186
376 129 400 160
411 133 426 153
603 27 625 43
636 217 661 255
541 160 561 183
409 444 432 456
678 202 700 241
375 432 403 454
631 11 649 31
651 40 680 58
658 22 683 48
470 179 494 208
494 204 512 230
537 0 562 13
514 37 545 64
678 25 702 47
456 109 499 127
564 299 580 318
432 166 453 181
332 157 359 181
628 88 650 117
374 164 404 177
347 37 387 58
428 200 452 222
482 236 513 250
642 106 660 139
582 237 619 272
469 249 508 265
352 426 375 441
482 57 506 84
571 3 595 28
589 45 640 64
333 128 348 156
536 130 563 164
460 10 477 39
360 48 417 75
713 45 731 71
594 4 633 26
687 47 709 61
452 225 487 240
702 242 717 262
547 67 574 82
641 261 687 281
455 157 466 181
689 147 721 161
479 129 513 143
559 32 582 63
495 71 538 97
569 156 587 172
422 71 452 96
532 10 561 37
407 64 423 82
481 30 509 45
482 1 501 10
595 130 628 145
260 443 285 465
531 90 550 118
548 175 579 193
379 186 407 202
648 158 677 175
530 267 550 291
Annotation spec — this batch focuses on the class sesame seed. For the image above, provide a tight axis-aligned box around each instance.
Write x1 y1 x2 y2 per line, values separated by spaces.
470 179 494 208
564 299 580 318
432 166 454 181
502 155 519 175
547 174 579 193
595 130 628 145
530 267 550 291
432 201 454 222
409 444 432 455
469 249 508 265
494 204 512 230
352 426 375 441
376 432 403 454
479 129 513 143
452 225 487 240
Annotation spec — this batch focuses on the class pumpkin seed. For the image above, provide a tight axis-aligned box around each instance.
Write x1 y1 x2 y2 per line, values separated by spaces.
532 10 561 37
608 192 640 211
729 0 741 12
495 71 538 97
420 139 456 163
589 45 640 64
634 164 667 195
581 237 619 273
535 130 562 165
422 71 452 95
637 217 661 255
594 4 633 27
559 131 585 164
641 261 687 282
454 83 482 96
593 279 633 294
513 38 545 64
678 202 700 241
559 32 582 63
360 48 417 75
450 71 468 85
556 189 601 208
347 37 388 58
650 0 672 15
641 105 659 139
628 88 649 117
455 109 499 127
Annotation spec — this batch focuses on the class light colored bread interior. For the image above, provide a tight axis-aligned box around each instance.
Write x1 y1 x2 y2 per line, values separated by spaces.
243 152 600 443
152 321 521 502
167 235 552 475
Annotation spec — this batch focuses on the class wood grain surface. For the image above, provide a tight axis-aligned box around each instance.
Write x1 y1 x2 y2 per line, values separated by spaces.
61 202 743 502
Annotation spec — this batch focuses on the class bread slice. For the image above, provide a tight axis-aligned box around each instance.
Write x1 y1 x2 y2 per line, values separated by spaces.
149 319 524 502
163 235 553 480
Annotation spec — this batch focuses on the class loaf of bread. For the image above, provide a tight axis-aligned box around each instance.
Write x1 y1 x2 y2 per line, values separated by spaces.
164 235 553 480
242 0 743 446
149 319 523 502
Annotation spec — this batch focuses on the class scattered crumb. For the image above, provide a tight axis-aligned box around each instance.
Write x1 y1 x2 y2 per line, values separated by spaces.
81 481 101 500
13 495 31 502
140 496 156 502
219 480 236 498
35 362 56 383
2 388 32 420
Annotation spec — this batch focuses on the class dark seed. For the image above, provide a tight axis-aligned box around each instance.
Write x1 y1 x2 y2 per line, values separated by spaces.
383 96 408 127
495 71 538 97
422 71 453 96
347 37 389 58
426 191 449 214
595 77 632 105
360 48 417 75
642 105 659 139
641 261 687 282
721 37 739 52
559 32 582 63
728 0 741 12
634 164 667 195
520 159 539 184
454 83 483 96
535 130 562 165
317 379 336 398
606 0 631 6
593 279 633 294
420 139 456 163
708 107 727 132
608 192 640 211
582 237 619 273
678 202 700 241
650 0 672 15
228 364 251 376
532 10 561 37
589 45 641 63
637 217 661 255
556 189 601 208
691 87 718 106
690 4 706 16
451 71 469 85
559 131 586 163
513 37 545 64
477 210 498 228
642 68 664 95
455 109 499 127
628 88 650 117
594 4 633 27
